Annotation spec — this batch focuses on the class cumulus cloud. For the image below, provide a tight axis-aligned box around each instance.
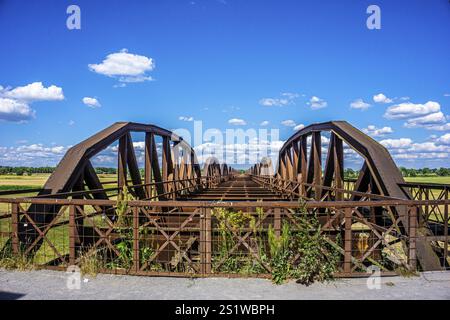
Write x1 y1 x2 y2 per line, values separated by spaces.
350 99 371 110
281 120 296 127
89 49 155 83
379 138 413 149
294 124 305 131
228 118 246 126
0 143 69 166
362 125 393 137
437 133 450 145
0 82 64 122
2 82 64 101
82 97 101 108
260 120 269 126
384 100 450 130
378 137 450 162
308 96 327 109
384 101 441 120
179 116 194 122
404 111 446 128
0 98 35 122
373 93 393 103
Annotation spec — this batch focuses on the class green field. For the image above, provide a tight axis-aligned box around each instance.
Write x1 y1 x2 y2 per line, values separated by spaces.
0 174 49 189
0 174 116 190
404 176 450 184
1 174 448 188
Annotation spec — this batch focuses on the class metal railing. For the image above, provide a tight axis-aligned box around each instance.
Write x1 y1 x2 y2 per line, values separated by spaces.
1 197 448 277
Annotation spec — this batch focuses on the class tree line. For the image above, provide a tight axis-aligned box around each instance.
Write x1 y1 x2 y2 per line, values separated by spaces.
1 166 450 178
0 166 117 176
344 167 450 179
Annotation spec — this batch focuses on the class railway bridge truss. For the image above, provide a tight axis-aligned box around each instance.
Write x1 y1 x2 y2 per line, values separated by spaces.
0 121 449 277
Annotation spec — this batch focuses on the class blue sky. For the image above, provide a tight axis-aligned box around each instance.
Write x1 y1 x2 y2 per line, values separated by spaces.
0 0 449 169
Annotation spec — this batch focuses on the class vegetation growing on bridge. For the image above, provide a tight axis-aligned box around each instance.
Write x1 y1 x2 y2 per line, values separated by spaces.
211 202 339 285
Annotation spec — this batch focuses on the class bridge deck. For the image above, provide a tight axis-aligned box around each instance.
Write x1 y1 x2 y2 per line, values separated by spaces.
182 175 283 201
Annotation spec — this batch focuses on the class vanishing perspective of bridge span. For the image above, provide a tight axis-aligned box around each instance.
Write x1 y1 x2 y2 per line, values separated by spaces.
0 121 448 277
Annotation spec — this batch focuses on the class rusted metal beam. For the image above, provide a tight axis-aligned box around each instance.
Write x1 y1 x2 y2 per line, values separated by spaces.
118 134 128 191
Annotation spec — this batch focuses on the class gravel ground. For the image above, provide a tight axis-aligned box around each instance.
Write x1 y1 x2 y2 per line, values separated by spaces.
1 269 450 300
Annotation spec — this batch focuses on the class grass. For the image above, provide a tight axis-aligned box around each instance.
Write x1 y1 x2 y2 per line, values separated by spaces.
0 173 117 188
0 174 50 187
405 176 450 185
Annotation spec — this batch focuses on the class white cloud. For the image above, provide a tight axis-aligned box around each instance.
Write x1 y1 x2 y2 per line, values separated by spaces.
179 116 194 122
2 82 64 101
308 96 327 109
444 93 450 97
294 124 305 131
404 111 446 128
0 143 69 166
437 133 450 145
422 123 450 131
350 99 371 110
384 101 441 120
377 137 450 163
0 98 35 122
0 82 65 122
373 93 393 103
259 92 299 107
281 92 299 99
88 49 155 83
260 120 269 126
82 97 101 108
281 120 296 127
68 120 75 126
228 118 246 126
362 125 393 137
384 101 450 130
193 138 285 166
259 98 289 107
379 138 413 149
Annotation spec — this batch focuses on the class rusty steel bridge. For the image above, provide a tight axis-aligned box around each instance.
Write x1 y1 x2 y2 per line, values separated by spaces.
0 121 449 277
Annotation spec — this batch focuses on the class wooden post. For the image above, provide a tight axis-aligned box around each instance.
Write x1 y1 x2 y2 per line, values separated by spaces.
408 206 417 270
344 208 352 274
133 206 140 272
11 203 19 255
69 205 76 265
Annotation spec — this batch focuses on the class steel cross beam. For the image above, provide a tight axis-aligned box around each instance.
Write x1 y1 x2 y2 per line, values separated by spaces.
250 120 442 270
